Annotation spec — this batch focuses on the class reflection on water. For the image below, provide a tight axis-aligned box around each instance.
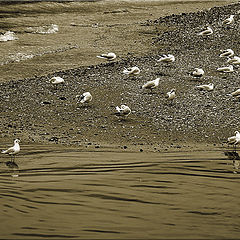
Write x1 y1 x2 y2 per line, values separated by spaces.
0 145 240 239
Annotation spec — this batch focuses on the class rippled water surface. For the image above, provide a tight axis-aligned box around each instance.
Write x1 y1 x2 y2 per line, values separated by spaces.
0 145 240 239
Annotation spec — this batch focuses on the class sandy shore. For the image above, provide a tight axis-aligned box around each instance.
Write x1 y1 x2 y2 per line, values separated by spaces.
0 1 239 152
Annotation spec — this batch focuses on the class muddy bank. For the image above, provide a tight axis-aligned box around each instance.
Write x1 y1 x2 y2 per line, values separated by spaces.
0 2 240 151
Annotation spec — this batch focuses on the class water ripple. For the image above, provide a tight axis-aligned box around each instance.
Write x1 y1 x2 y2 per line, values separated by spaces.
0 147 240 239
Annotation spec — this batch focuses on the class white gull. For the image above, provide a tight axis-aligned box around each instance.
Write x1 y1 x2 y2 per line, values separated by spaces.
191 68 204 78
198 26 213 36
77 92 92 104
115 105 131 119
49 76 65 85
157 54 175 63
123 66 140 76
166 89 176 100
227 56 240 65
223 15 234 25
97 52 116 61
217 65 234 73
2 139 20 161
230 88 240 97
219 49 234 58
227 131 240 150
142 78 160 92
196 83 214 91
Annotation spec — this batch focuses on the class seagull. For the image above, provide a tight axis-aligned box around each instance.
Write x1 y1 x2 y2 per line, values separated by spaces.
142 78 160 92
230 88 240 97
49 76 65 85
198 26 213 36
157 54 175 63
227 131 240 150
217 65 234 73
1 139 20 161
115 105 131 119
196 83 214 91
227 56 240 65
76 92 92 104
123 66 140 76
166 89 176 100
97 52 116 61
223 15 234 25
219 49 234 58
191 68 204 78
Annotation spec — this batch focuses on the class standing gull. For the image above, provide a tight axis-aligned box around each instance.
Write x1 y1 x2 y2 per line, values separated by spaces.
222 15 234 25
227 131 240 150
219 49 234 58
97 52 116 61
198 26 213 36
142 78 160 92
2 139 20 161
115 105 131 119
196 83 214 91
157 54 175 63
166 89 176 100
77 92 92 104
123 66 140 76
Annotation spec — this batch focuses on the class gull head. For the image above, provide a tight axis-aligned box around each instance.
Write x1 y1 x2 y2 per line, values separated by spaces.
14 139 20 144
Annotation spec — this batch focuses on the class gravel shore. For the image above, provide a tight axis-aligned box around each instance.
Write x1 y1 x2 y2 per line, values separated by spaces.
1 2 240 152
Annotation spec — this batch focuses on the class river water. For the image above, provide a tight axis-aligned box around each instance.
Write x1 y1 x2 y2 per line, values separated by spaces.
0 145 240 239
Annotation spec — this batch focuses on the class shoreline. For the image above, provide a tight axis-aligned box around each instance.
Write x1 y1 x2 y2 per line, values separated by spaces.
0 0 236 82
0 1 239 152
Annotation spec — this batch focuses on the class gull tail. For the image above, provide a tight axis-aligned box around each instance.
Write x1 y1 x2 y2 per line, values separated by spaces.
97 55 106 59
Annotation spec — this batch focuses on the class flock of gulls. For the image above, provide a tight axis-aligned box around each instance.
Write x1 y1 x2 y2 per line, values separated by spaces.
1 11 240 161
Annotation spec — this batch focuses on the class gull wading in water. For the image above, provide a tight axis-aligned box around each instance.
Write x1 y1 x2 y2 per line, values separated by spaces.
219 49 234 58
114 105 131 119
166 89 176 100
2 139 20 161
196 83 214 91
227 131 240 150
222 15 234 25
217 65 234 73
76 92 92 104
123 66 140 76
227 56 240 65
49 76 65 85
157 54 175 63
198 26 213 36
191 68 204 78
141 78 160 92
97 52 116 61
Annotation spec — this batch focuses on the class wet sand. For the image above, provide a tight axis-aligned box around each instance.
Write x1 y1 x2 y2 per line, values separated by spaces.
1 145 240 239
0 0 239 151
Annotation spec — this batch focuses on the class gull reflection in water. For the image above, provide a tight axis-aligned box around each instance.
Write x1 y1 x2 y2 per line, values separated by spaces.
224 150 240 174
5 160 19 178
233 160 239 174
